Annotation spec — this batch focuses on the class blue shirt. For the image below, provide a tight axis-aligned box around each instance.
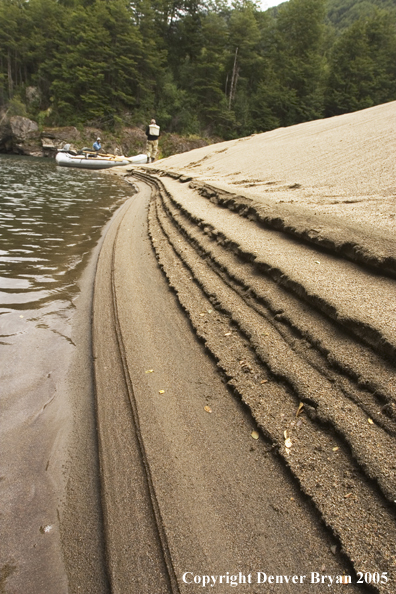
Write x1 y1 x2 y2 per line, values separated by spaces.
93 141 101 151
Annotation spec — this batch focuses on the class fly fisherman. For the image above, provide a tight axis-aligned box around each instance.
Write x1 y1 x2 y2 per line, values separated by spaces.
145 119 160 163
93 137 101 151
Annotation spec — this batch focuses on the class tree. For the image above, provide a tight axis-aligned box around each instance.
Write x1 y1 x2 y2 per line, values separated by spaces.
186 11 235 135
325 11 396 116
271 0 326 125
0 0 395 138
41 0 165 125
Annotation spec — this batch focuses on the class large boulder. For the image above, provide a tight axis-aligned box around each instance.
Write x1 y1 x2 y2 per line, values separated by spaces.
0 116 84 157
10 115 39 139
0 115 41 156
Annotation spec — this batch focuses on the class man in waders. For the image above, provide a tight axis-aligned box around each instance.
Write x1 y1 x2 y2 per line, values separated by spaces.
145 119 160 163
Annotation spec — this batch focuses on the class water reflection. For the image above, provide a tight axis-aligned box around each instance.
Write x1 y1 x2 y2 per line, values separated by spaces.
0 154 131 329
1 154 135 592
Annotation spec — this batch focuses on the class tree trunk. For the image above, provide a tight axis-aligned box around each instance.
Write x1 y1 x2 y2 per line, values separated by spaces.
228 47 238 109
8 50 13 98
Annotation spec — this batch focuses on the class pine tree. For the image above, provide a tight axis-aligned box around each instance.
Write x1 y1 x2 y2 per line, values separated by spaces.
325 12 396 116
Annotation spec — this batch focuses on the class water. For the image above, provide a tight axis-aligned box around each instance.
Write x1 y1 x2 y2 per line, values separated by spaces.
0 154 133 593
0 153 131 320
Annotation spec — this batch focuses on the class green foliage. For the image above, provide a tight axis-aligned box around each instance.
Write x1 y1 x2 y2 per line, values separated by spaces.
326 0 396 30
273 0 326 123
7 95 28 116
36 108 52 127
1 0 396 141
324 11 396 115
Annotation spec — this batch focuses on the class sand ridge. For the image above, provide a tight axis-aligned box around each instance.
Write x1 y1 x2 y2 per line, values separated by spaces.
92 102 396 592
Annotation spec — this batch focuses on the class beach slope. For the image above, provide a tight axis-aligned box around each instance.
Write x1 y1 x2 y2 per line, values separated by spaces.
94 102 396 593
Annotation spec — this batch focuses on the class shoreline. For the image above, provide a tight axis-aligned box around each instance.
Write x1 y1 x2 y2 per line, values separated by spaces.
59 180 140 593
6 101 392 592
93 102 396 591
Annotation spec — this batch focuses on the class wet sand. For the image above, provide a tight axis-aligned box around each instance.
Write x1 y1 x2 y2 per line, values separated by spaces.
0 159 137 594
89 102 395 592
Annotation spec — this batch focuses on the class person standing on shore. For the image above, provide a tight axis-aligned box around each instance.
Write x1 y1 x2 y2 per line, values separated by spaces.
145 119 160 163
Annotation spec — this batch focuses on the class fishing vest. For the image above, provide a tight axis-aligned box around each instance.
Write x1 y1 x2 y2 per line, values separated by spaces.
149 124 160 136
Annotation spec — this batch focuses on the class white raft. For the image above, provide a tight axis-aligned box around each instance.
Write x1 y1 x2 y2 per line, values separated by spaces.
55 151 148 169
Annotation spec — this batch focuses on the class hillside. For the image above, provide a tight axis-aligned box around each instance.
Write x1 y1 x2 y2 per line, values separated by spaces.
326 0 396 28
1 0 396 140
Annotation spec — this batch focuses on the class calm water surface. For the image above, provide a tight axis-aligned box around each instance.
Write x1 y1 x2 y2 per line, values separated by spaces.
0 154 133 593
0 153 131 328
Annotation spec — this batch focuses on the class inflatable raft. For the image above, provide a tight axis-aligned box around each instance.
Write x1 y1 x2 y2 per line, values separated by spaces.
56 150 148 169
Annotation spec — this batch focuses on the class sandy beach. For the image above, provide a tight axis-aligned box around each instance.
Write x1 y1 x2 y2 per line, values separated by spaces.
4 101 394 593
85 101 396 593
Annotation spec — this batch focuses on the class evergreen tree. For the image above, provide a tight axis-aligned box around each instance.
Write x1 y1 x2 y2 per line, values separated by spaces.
226 2 263 135
1 0 396 140
188 11 234 135
0 0 30 102
271 0 326 125
325 12 396 116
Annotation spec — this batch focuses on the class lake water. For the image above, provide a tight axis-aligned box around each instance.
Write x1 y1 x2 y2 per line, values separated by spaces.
0 153 132 593
0 153 131 318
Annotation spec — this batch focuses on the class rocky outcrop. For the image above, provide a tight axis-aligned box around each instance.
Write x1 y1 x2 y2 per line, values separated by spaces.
0 115 41 156
0 112 213 158
0 113 82 157
41 126 81 157
9 115 39 139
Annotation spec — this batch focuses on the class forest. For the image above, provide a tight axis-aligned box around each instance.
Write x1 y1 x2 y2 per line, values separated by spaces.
1 0 396 139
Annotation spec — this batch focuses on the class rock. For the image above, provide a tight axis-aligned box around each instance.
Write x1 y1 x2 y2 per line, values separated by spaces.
0 115 41 155
41 126 80 142
40 127 81 157
0 115 215 159
41 137 56 148
41 137 58 158
10 116 39 141
25 86 41 107
0 115 84 157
